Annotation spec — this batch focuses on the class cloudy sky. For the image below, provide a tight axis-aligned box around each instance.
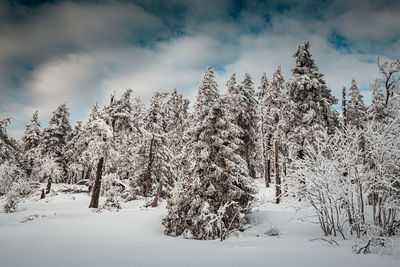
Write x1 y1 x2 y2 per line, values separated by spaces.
1 0 399 138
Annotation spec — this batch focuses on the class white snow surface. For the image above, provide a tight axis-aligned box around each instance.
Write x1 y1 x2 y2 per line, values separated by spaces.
0 180 399 267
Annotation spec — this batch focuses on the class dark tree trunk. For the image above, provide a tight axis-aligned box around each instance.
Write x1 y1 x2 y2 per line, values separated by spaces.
46 167 53 194
40 189 45 199
46 178 52 194
151 180 163 207
275 141 281 204
89 157 104 208
144 135 155 197
266 159 271 186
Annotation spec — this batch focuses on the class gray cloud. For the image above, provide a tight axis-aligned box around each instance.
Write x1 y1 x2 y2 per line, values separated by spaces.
0 0 398 138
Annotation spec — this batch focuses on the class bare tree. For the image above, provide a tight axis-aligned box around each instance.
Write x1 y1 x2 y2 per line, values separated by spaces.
377 57 400 106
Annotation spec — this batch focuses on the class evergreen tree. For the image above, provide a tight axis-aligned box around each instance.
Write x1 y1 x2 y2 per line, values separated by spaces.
285 41 339 159
21 111 41 152
163 67 255 240
226 72 259 177
0 118 20 165
258 67 288 186
367 80 394 125
165 88 190 156
39 103 72 181
346 79 367 129
129 92 176 198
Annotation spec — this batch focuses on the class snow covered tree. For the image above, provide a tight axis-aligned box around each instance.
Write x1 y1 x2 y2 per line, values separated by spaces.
39 103 72 182
0 118 21 165
367 71 397 125
163 66 255 240
341 86 347 126
285 40 339 160
21 111 41 152
21 111 42 176
165 88 190 156
257 72 270 186
0 161 27 196
346 79 367 129
258 67 289 187
3 183 19 213
129 92 176 198
376 57 400 107
100 187 121 212
226 72 259 177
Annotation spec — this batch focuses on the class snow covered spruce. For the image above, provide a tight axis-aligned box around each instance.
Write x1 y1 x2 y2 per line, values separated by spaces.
163 67 255 240
0 41 399 249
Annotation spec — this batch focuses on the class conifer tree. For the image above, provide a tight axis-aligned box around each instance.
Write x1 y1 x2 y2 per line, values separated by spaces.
285 41 339 159
258 67 288 186
163 67 255 240
226 73 259 177
130 92 176 198
21 111 41 152
346 79 367 129
165 88 190 156
38 103 72 181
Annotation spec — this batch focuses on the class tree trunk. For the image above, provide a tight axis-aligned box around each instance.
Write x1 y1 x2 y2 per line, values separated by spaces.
244 146 252 178
40 188 45 199
89 157 104 208
275 141 281 204
264 160 270 187
151 180 163 207
144 135 155 197
342 86 347 126
46 178 52 194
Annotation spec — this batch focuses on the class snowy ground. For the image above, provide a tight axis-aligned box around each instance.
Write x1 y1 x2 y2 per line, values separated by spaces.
0 180 399 267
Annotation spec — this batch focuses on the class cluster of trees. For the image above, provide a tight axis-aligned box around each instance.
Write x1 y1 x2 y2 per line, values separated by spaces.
0 41 399 243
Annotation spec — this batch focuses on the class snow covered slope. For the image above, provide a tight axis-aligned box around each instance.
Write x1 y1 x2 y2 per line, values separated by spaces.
0 180 399 267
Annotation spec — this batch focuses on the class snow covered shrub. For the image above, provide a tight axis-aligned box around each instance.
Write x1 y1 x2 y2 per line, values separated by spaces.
284 119 400 241
3 184 19 213
101 173 120 196
265 225 280 237
0 161 27 196
99 187 121 212
31 156 63 183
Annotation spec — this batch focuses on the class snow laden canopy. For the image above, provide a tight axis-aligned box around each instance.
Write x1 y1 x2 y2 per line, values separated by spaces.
163 66 255 240
285 40 339 159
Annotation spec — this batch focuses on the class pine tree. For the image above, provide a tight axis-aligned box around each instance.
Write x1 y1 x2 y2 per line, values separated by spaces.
258 67 288 187
285 41 339 159
346 79 367 129
0 118 20 165
165 88 190 156
21 111 41 152
226 73 259 177
163 66 255 240
39 103 72 182
257 72 270 186
129 92 176 198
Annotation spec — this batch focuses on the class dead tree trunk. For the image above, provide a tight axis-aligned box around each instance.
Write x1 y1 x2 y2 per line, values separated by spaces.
275 141 281 204
89 157 104 208
144 135 155 197
151 180 163 207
